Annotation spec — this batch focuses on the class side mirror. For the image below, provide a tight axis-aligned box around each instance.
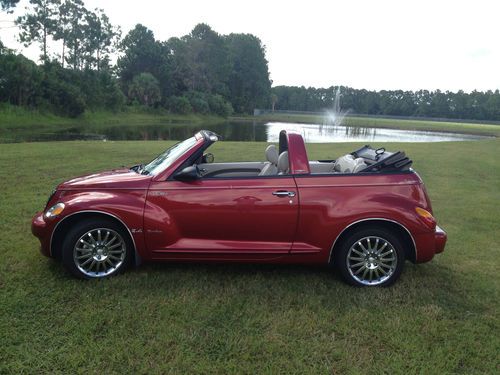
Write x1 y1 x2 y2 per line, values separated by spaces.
173 165 201 181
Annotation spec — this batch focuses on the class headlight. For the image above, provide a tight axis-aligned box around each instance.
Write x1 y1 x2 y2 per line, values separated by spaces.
45 203 65 219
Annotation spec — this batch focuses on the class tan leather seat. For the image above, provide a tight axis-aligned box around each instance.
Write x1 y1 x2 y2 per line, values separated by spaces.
278 151 289 174
259 145 279 176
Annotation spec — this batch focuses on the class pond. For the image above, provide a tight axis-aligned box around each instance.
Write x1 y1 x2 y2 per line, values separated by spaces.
1 120 492 143
264 122 491 143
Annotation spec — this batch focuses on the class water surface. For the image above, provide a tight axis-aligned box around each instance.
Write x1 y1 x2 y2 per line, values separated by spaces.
1 120 492 143
265 122 491 143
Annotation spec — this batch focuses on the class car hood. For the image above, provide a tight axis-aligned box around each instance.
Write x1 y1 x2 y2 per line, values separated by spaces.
58 168 152 190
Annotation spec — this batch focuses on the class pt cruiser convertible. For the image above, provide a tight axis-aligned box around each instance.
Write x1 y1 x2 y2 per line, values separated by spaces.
32 130 447 286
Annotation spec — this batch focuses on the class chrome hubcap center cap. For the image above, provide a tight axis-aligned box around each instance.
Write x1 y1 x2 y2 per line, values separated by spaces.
365 254 378 268
93 246 108 261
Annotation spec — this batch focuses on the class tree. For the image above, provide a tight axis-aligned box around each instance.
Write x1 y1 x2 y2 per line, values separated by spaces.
165 36 190 96
0 0 19 12
53 0 75 67
118 24 170 94
56 0 87 69
0 52 42 106
117 23 273 115
128 72 160 106
84 8 120 71
226 33 271 113
270 85 500 121
118 24 158 80
16 0 60 63
55 1 119 70
180 24 231 96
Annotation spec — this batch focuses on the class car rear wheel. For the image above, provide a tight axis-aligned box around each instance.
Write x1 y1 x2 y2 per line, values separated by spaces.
337 227 405 286
61 218 132 279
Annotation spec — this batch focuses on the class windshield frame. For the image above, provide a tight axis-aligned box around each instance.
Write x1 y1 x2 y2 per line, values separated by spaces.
141 136 199 176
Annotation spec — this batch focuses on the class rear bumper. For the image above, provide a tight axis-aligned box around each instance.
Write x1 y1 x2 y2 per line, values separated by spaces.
414 225 447 262
31 212 52 257
434 225 447 254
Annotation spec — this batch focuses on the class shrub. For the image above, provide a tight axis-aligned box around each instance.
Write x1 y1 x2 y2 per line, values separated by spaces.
207 94 233 117
44 80 86 117
128 73 161 106
189 97 210 114
168 96 193 114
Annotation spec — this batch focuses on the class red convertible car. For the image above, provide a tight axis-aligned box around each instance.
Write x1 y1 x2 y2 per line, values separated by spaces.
32 130 446 286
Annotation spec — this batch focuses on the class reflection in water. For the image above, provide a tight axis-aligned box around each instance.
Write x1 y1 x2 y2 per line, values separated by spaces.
264 122 491 143
90 122 271 142
2 121 492 143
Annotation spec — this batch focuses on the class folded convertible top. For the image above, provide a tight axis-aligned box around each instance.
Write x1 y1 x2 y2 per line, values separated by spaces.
351 145 413 172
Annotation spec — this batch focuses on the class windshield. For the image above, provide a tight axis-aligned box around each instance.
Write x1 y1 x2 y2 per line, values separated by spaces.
142 136 198 175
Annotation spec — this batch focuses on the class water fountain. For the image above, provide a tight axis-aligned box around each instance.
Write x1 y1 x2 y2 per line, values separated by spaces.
324 87 350 126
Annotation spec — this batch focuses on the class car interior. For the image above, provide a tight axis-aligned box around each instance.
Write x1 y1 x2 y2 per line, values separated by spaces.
191 141 412 179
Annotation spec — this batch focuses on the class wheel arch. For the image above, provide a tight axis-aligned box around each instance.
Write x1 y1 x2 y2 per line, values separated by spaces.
329 218 417 265
50 210 139 264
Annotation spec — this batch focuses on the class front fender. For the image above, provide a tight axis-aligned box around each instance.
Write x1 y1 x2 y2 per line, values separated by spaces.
45 189 147 258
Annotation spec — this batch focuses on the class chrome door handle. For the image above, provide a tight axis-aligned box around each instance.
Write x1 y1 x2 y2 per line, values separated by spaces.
272 191 296 197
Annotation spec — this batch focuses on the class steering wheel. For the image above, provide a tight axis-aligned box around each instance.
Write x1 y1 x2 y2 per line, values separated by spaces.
195 164 207 178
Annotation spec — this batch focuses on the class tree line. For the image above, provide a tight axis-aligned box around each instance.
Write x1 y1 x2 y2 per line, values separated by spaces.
0 0 271 117
272 86 500 122
2 1 499 121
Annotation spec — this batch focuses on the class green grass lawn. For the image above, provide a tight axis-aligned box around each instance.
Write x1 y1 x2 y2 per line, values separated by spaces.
0 139 499 373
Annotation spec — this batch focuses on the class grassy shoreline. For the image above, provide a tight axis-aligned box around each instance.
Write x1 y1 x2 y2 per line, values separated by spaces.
1 105 499 139
0 105 225 129
0 139 499 373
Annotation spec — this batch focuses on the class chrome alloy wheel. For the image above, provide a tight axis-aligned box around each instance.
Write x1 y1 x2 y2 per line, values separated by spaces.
73 228 126 278
346 236 398 286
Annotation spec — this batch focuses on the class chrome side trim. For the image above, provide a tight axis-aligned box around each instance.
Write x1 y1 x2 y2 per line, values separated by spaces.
49 210 138 259
328 218 417 264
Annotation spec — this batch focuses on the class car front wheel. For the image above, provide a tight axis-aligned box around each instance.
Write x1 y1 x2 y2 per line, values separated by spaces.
337 227 405 286
61 218 132 279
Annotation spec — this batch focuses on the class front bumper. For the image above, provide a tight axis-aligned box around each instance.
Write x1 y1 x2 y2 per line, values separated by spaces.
31 212 52 257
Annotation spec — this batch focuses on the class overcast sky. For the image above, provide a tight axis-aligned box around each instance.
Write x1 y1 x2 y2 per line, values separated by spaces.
2 0 499 92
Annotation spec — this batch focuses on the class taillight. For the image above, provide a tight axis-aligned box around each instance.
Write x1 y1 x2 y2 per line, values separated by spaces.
415 207 436 229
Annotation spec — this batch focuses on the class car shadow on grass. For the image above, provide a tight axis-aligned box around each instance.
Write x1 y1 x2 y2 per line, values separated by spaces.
134 261 487 314
43 257 484 316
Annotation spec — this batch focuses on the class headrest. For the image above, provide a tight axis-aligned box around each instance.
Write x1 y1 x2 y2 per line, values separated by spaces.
265 144 279 165
278 151 289 173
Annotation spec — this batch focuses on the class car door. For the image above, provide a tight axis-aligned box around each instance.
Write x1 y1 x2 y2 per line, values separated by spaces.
143 176 299 259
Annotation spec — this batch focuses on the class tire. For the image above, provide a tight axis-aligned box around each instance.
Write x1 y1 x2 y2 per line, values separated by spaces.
336 226 405 286
61 218 133 279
